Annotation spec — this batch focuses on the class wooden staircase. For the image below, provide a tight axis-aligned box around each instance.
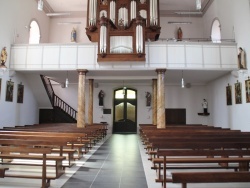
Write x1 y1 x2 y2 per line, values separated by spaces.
40 75 77 123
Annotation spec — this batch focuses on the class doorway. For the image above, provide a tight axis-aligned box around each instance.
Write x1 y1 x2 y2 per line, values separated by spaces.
113 88 137 133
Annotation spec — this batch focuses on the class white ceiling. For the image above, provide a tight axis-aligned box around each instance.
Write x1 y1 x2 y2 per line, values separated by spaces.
43 0 212 17
32 0 231 86
20 69 231 86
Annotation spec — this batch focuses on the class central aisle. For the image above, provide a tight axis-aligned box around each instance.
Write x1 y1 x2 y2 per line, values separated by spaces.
62 134 148 188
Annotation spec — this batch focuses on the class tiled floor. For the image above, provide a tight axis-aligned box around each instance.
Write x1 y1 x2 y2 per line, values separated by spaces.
0 134 250 188
62 134 147 188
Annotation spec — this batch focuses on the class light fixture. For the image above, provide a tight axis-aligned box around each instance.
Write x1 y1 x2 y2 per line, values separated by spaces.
168 22 192 25
65 71 69 88
175 11 202 15
38 0 43 11
122 81 126 95
46 13 71 17
181 71 185 88
196 0 202 10
57 22 82 25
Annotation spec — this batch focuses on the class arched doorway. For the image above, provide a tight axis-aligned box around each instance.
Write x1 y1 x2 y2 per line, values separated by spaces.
29 20 40 44
211 19 221 43
113 88 137 133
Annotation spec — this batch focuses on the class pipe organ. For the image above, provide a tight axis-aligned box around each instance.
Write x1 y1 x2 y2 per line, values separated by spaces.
86 0 161 62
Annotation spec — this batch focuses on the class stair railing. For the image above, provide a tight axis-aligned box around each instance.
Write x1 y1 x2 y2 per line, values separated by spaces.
40 75 77 120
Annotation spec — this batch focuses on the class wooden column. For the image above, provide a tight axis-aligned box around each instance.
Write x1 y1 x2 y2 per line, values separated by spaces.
77 69 88 128
88 79 94 125
152 79 157 126
156 69 166 129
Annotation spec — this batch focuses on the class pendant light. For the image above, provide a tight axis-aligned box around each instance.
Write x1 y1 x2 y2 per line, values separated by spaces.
181 70 185 88
65 71 69 88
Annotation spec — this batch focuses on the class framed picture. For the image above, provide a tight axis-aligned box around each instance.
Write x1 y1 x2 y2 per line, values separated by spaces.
17 84 24 103
245 79 250 103
226 85 232 105
235 81 242 104
5 80 14 102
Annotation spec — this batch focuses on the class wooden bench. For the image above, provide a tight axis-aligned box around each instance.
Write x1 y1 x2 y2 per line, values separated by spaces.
0 133 78 166
0 168 9 178
0 145 65 188
172 171 250 188
0 131 89 159
156 148 250 188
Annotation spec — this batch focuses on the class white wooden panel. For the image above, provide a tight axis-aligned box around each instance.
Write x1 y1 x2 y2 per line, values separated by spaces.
168 45 185 66
131 63 146 69
204 65 221 68
186 45 203 65
149 64 167 68
221 46 238 66
148 45 167 65
43 46 60 69
10 47 27 69
78 46 96 66
60 46 77 69
203 46 220 65
186 64 203 68
26 46 43 69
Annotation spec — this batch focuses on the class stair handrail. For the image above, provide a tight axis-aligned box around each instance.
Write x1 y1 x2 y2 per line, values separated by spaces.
53 94 77 120
40 75 77 120
40 75 54 105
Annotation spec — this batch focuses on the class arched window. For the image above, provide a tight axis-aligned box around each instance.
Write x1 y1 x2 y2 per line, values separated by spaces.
29 20 40 44
211 19 221 43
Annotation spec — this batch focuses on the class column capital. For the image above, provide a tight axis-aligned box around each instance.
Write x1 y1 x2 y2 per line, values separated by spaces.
156 69 166 74
77 69 88 75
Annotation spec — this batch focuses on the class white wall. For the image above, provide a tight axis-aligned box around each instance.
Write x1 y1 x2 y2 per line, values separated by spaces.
49 16 90 43
52 81 208 132
48 15 204 43
0 0 50 128
160 17 204 39
205 0 250 131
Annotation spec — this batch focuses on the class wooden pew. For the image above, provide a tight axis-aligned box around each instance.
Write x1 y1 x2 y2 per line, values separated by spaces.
0 143 65 188
154 143 250 188
172 172 250 188
0 131 90 158
0 168 9 178
0 133 78 167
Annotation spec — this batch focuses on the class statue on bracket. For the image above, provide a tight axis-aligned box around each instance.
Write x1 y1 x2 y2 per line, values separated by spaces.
238 47 246 69
177 27 183 41
1 47 7 67
98 90 105 106
71 28 77 42
145 92 151 107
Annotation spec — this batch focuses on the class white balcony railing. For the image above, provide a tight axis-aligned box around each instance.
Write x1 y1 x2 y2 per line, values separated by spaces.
10 41 238 71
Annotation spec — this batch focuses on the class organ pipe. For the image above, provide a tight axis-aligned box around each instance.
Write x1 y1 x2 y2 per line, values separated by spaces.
100 25 107 53
89 0 97 26
136 25 143 53
110 1 116 24
150 0 158 26
130 1 136 20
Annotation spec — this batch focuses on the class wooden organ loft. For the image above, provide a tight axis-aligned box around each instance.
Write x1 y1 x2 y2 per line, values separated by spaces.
86 0 161 62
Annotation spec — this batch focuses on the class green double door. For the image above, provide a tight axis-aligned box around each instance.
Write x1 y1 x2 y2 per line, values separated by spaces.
113 88 137 133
